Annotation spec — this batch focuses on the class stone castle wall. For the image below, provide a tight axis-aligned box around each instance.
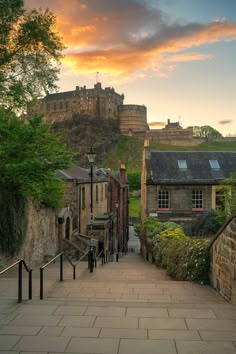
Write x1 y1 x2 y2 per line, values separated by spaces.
210 216 236 304
28 83 148 135
119 104 147 134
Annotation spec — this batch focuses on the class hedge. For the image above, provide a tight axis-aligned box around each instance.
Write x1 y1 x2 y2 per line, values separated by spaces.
144 217 211 284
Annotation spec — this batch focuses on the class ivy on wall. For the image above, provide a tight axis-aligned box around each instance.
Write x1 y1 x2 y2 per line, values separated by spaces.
0 188 27 255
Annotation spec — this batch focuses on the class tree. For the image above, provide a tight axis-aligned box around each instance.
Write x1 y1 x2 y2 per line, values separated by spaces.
188 125 222 138
216 172 236 222
0 0 65 113
0 108 74 207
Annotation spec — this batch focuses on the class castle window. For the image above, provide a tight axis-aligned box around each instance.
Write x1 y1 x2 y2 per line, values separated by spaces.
47 103 50 111
65 101 68 110
192 190 203 210
60 102 63 109
53 103 57 110
158 190 169 210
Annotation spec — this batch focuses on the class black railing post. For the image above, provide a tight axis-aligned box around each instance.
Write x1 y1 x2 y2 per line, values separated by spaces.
18 261 23 303
116 253 119 262
73 265 76 280
89 248 93 273
94 258 97 268
40 268 43 300
28 269 32 300
60 253 63 281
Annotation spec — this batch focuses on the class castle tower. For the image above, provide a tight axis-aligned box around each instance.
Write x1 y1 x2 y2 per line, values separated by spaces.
118 104 147 135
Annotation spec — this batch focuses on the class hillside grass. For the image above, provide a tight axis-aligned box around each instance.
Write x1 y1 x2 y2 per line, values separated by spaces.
103 136 236 173
129 196 141 218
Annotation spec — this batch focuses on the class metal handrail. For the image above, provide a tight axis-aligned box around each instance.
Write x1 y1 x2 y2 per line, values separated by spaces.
94 249 104 267
0 259 32 303
40 252 63 300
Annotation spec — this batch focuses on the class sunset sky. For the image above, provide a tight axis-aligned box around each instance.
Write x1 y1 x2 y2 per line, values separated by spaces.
26 0 236 135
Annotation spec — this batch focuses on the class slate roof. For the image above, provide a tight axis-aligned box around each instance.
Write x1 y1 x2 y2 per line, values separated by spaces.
112 171 129 184
148 151 236 185
57 165 107 182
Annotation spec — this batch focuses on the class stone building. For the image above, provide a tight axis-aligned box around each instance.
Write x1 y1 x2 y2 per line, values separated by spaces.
57 165 110 254
146 119 195 146
141 141 236 237
108 165 129 254
28 83 148 136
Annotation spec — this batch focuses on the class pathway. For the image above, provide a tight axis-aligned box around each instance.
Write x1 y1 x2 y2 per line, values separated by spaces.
1 237 236 353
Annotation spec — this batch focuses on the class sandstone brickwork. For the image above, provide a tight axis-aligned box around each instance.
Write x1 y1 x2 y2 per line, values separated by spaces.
210 215 236 304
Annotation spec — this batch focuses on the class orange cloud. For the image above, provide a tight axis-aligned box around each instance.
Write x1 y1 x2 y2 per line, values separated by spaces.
25 0 236 78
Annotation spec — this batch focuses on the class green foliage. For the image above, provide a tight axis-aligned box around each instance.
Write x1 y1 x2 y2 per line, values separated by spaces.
0 0 65 112
0 188 27 255
129 197 141 218
127 172 141 191
134 223 141 237
192 210 223 235
143 217 182 239
143 217 210 283
216 172 236 221
0 109 74 207
189 125 222 138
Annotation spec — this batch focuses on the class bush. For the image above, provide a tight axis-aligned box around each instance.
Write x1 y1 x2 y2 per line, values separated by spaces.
127 172 141 191
143 217 211 283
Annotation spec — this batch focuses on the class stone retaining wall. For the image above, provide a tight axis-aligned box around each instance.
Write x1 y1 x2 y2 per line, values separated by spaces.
210 215 236 303
0 201 58 268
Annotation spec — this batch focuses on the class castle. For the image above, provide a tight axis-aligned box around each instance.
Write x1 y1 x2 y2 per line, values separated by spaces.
29 82 148 135
29 83 234 146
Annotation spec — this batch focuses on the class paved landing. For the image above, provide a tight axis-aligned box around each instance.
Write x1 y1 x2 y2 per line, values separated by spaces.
1 250 236 353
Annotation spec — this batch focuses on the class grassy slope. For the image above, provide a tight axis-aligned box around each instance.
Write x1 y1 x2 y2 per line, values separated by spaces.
103 136 236 174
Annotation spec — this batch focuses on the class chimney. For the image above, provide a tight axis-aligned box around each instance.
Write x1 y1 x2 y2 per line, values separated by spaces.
119 164 126 185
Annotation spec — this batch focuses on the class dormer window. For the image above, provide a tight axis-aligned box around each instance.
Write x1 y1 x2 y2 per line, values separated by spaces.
209 160 220 169
178 160 187 169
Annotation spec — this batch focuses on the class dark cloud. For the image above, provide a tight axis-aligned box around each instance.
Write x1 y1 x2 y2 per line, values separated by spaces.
218 120 233 125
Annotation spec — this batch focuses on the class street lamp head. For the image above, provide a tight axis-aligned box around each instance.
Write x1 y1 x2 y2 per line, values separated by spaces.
87 146 96 164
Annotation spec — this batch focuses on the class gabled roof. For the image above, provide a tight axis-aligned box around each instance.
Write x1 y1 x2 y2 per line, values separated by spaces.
57 165 107 182
112 171 129 184
147 151 236 185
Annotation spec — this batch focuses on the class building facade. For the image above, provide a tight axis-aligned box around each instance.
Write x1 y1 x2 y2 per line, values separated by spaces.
141 142 236 236
108 165 130 254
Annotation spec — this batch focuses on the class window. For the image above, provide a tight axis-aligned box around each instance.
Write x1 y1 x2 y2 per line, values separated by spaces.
105 184 108 200
60 102 63 109
65 101 69 110
96 185 98 203
101 184 103 201
53 102 57 110
158 191 169 210
209 160 220 169
47 103 50 111
81 187 85 209
192 190 203 210
178 160 187 169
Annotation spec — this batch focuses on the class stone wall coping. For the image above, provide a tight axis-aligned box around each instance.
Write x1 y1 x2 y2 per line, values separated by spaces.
210 214 236 248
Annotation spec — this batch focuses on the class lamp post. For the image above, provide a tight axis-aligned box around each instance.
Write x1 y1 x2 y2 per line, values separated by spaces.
87 146 96 272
